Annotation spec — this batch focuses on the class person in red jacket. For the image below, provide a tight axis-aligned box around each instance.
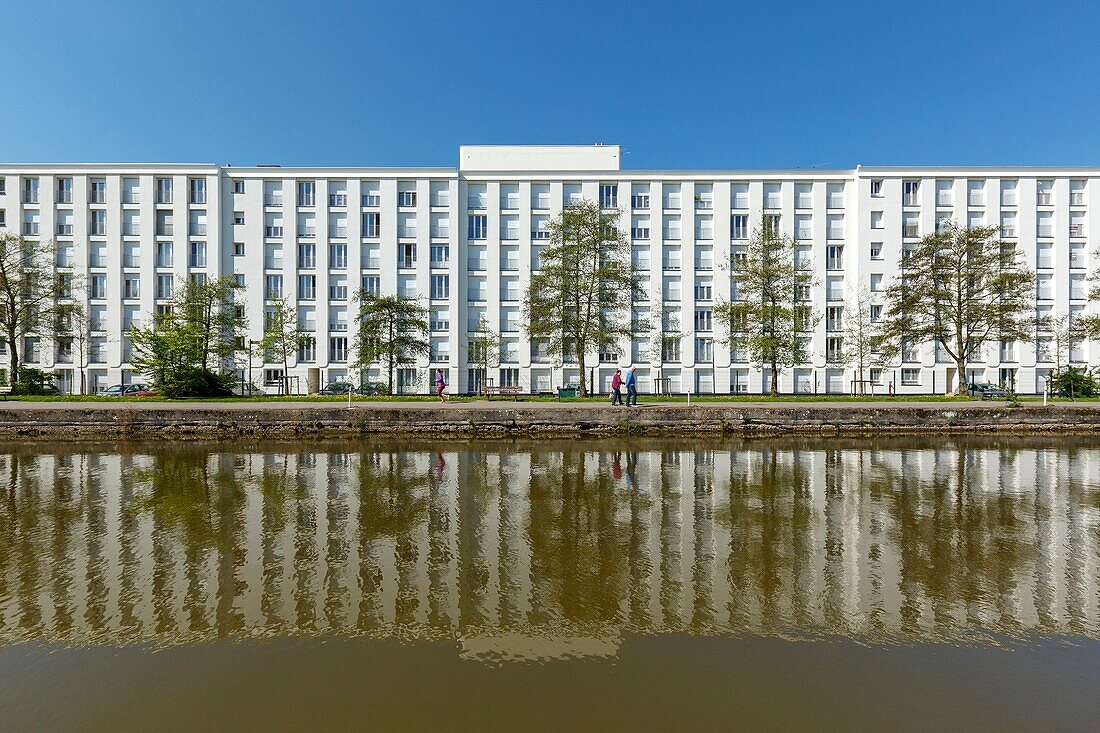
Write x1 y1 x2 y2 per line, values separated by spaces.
610 369 623 406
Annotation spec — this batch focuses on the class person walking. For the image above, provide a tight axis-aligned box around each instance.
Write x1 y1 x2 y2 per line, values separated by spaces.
625 366 638 407
435 369 448 403
610 369 623 406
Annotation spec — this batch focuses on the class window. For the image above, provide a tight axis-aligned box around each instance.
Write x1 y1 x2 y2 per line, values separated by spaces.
298 275 316 300
156 177 173 204
123 242 140 268
870 242 883 260
361 275 380 297
430 181 449 207
189 178 206 204
501 216 520 240
430 244 449 267
695 278 713 301
56 177 72 204
1037 213 1053 238
532 216 550 240
297 337 316 363
531 184 551 210
233 242 245 257
189 241 207 268
189 210 207 236
120 177 139 205
89 178 106 204
297 181 315 206
870 304 883 323
399 242 416 268
870 179 883 198
156 275 174 300
795 183 812 209
329 276 348 300
431 213 450 238
694 308 713 332
89 210 106 236
120 209 139 237
903 180 920 206
55 210 73 236
123 275 140 299
827 183 844 209
298 214 316 238
468 214 487 240
826 245 843 270
695 337 713 363
967 180 985 207
903 215 919 238
265 274 283 299
599 183 618 209
22 177 39 204
871 211 884 229
330 243 348 269
694 247 713 271
1036 242 1053 269
362 212 380 237
298 243 316 268
1070 180 1086 207
361 182 381 207
662 338 681 363
870 273 884 292
430 274 449 299
901 368 920 386
936 180 953 207
827 215 844 240
55 242 73 267
1000 180 1017 207
1036 180 1053 206
398 189 417 207
632 191 650 209
695 216 714 240
731 183 749 209
89 242 107 268
730 215 748 238
232 212 244 226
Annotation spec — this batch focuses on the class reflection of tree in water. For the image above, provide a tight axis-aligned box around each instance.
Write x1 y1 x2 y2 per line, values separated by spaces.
717 450 813 634
526 450 632 626
125 450 247 635
866 448 1039 636
357 451 428 630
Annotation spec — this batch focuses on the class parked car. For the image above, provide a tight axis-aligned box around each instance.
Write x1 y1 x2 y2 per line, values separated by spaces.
97 383 149 397
967 383 1009 400
130 387 158 397
318 382 356 396
232 383 266 397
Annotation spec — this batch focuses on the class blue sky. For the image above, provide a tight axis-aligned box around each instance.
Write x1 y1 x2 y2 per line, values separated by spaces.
2 1 1097 169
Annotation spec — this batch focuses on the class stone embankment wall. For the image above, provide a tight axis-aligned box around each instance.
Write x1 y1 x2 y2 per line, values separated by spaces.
0 405 1095 439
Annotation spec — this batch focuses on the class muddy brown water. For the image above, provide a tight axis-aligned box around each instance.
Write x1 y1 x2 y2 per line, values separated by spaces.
1 436 1098 731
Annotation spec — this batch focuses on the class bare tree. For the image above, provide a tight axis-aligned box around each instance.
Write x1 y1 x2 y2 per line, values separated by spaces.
0 234 70 382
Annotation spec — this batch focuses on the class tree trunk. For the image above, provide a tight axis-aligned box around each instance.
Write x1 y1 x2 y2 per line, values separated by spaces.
7 333 18 385
577 352 587 397
770 361 779 397
388 353 395 395
955 355 967 396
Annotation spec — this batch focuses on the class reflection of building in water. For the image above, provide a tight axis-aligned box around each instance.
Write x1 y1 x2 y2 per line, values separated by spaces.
0 442 1098 650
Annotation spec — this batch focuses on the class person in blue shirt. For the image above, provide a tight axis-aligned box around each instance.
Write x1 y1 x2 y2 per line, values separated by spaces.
624 366 638 407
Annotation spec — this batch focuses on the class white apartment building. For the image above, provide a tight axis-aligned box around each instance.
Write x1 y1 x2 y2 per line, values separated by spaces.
0 145 1096 395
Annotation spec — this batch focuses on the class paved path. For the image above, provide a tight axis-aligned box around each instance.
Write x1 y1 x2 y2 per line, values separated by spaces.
0 398 1082 411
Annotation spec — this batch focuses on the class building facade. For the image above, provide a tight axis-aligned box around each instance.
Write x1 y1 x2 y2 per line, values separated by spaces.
0 145 1096 395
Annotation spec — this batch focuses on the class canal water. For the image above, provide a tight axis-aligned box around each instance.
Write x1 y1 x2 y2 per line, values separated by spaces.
1 437 1098 731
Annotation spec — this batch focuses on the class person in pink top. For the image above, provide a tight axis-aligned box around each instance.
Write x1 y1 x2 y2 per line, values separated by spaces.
610 369 623 406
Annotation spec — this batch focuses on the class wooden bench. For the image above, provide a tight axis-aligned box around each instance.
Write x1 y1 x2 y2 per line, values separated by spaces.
485 385 523 401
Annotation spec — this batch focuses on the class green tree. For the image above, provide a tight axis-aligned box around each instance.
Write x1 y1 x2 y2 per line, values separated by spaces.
466 316 500 394
523 200 643 396
715 221 816 395
129 275 246 397
880 223 1034 395
0 233 71 382
179 276 247 373
259 296 307 395
354 293 429 395
839 285 885 394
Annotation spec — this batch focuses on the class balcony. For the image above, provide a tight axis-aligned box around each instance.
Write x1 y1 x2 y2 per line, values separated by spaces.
532 230 550 240
264 226 283 238
361 194 381 207
297 227 316 238
532 197 551 210
467 197 487 210
1070 224 1085 237
189 224 207 236
903 194 919 206
398 227 417 238
1037 193 1052 206
796 228 812 240
56 224 73 236
903 224 919 238
827 195 844 209
631 195 649 209
695 198 713 210
22 223 39 236
331 227 348 238
329 193 347 207
264 195 283 207
631 227 649 240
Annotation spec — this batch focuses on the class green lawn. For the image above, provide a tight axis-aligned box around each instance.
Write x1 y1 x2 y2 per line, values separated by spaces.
0 392 1064 404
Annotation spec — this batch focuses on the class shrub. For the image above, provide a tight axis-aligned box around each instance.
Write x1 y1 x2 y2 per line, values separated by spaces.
1050 366 1100 398
11 367 58 395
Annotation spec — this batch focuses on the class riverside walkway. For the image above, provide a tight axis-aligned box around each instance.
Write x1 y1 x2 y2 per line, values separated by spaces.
0 398 1096 438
